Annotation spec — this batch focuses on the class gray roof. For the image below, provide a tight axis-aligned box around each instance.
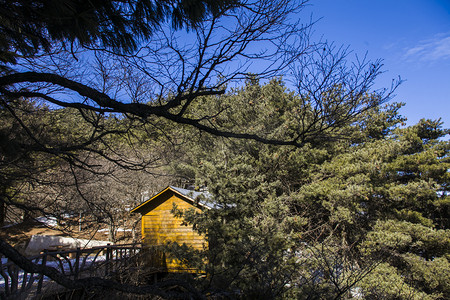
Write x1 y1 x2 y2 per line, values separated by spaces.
170 186 218 209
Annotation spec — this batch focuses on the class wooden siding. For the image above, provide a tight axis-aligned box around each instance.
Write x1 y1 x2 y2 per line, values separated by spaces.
140 193 206 272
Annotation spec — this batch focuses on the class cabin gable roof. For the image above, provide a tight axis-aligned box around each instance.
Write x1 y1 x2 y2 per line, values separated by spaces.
130 186 213 215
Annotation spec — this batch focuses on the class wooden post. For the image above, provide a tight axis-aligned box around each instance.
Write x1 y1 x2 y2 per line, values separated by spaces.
36 250 47 295
74 247 80 279
0 258 11 296
105 244 110 276
8 263 18 294
20 271 28 292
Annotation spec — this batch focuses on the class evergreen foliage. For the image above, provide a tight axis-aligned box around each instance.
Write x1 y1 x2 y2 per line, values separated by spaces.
170 79 449 299
0 0 236 63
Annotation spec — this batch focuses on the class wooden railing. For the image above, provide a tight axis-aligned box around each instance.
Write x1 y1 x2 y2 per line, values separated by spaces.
0 243 142 299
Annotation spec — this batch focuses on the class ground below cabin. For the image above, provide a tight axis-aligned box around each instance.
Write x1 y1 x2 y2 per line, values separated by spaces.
0 219 140 256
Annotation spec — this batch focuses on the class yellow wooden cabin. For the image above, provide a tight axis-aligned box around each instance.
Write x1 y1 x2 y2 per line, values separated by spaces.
130 186 211 272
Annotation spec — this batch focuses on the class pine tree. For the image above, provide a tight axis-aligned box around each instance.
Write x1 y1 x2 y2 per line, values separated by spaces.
171 79 449 298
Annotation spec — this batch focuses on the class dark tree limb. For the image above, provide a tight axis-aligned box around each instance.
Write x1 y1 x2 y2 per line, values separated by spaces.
0 71 309 147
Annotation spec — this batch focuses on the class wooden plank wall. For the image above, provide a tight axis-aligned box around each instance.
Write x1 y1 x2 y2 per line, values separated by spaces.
141 194 207 271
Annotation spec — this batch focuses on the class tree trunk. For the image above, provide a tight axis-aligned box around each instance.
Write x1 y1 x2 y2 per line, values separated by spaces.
0 195 5 227
108 222 116 243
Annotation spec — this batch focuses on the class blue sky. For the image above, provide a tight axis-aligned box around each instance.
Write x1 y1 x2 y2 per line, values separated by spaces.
303 0 450 128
